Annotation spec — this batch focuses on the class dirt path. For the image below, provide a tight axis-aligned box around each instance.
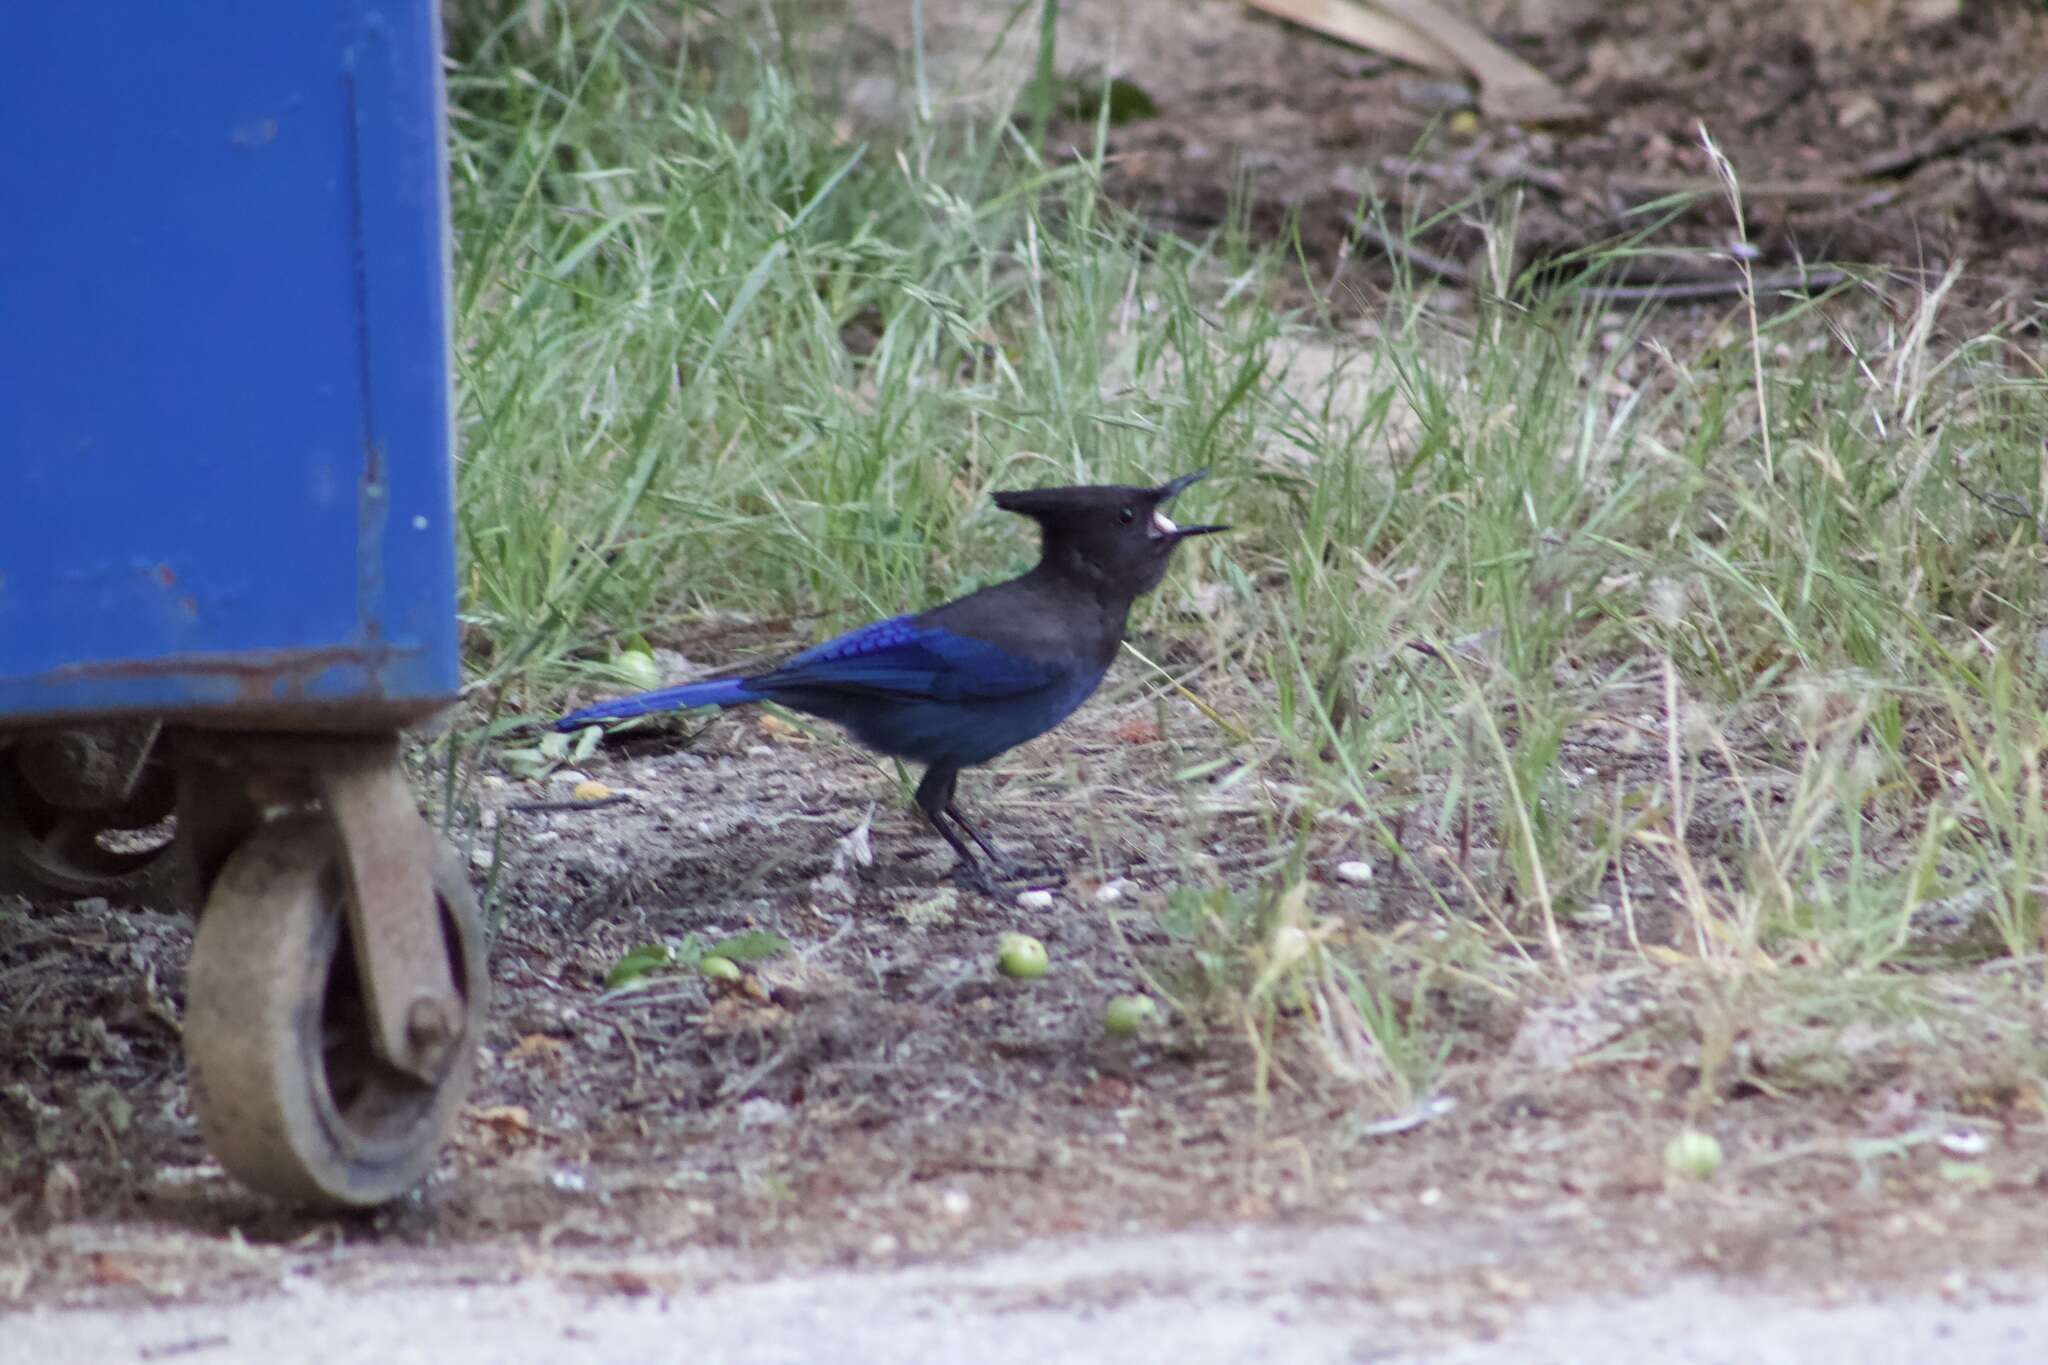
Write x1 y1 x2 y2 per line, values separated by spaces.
10 1223 2044 1363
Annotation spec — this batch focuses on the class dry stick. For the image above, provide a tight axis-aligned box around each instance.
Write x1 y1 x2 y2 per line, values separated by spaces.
1571 269 1846 304
1657 656 1712 962
508 794 633 815
1858 115 2043 180
1614 776 1646 961
1368 0 1588 122
611 1019 644 1087
586 987 703 1012
1349 217 1845 306
1245 0 1461 73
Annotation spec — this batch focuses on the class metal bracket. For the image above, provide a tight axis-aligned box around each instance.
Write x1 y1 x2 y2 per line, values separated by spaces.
311 736 462 1084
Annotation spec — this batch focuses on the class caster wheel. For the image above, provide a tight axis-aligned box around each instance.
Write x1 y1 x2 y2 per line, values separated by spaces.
184 816 486 1207
0 752 180 901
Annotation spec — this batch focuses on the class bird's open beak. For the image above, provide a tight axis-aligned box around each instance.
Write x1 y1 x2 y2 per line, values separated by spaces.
1150 469 1229 540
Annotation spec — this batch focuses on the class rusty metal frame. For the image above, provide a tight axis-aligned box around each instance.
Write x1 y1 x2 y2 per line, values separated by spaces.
311 736 461 1082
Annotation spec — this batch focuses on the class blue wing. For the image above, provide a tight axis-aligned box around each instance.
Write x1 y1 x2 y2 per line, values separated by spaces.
755 614 1060 701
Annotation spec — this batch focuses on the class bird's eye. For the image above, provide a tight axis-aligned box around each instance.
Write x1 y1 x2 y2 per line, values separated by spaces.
1118 506 1136 525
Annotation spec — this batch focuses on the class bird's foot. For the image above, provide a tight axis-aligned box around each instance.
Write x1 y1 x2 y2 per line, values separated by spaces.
993 861 1068 889
945 857 1068 898
949 861 1001 897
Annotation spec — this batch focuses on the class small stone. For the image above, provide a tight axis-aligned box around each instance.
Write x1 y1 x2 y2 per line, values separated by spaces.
1938 1129 1989 1157
1016 888 1055 911
735 1098 789 1129
571 779 611 802
939 1189 972 1220
1334 860 1374 885
867 1233 900 1258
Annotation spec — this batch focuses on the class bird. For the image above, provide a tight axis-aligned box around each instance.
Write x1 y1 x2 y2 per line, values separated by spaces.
555 470 1227 891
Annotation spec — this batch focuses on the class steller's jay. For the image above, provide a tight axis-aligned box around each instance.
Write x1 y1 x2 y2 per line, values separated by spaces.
555 470 1227 891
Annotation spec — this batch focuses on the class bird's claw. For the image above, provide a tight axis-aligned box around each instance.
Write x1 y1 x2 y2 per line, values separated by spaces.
949 859 1067 897
949 862 1001 897
995 862 1067 888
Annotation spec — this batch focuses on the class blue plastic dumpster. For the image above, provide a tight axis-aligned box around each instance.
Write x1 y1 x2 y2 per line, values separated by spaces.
0 2 483 1207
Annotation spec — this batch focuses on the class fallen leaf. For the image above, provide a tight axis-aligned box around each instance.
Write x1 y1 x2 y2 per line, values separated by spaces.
471 1104 535 1136
607 1269 668 1297
85 1252 143 1288
509 1034 571 1070
1247 0 1461 74
1115 717 1163 744
1078 1076 1133 1108
702 995 790 1036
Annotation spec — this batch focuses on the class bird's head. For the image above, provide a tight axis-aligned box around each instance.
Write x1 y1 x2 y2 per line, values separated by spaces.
993 469 1228 598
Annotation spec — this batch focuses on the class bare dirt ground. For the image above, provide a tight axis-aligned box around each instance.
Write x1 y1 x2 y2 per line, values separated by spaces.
7 0 2048 1355
6 681 2048 1346
831 0 2048 321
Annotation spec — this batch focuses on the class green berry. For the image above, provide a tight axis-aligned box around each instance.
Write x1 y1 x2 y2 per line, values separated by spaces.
1663 1129 1723 1180
1103 994 1158 1037
996 932 1049 980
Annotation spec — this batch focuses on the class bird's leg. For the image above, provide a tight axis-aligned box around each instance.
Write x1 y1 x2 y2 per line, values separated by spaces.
943 801 1010 872
946 799 1067 888
913 765 995 894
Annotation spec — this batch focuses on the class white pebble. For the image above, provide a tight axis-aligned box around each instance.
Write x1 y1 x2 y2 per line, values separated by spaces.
1093 882 1124 905
1939 1129 1990 1157
1335 859 1375 885
939 1189 972 1220
1016 888 1056 911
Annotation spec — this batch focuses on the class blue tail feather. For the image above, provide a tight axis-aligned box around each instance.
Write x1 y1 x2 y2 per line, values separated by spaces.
554 676 756 731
